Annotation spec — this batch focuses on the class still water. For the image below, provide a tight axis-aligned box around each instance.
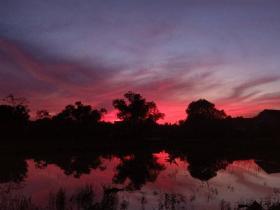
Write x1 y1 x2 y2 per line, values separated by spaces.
1 150 280 209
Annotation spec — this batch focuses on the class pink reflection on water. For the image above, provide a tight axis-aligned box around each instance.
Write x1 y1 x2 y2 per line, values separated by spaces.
23 157 121 205
2 152 280 210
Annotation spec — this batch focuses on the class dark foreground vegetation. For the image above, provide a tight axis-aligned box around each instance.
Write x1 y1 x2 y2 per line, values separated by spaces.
0 91 279 141
1 186 280 210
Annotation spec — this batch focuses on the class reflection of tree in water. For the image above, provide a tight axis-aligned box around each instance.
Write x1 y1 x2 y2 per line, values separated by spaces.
0 156 27 183
1 143 280 195
167 146 232 181
113 153 165 190
188 159 230 181
34 153 103 178
31 150 166 190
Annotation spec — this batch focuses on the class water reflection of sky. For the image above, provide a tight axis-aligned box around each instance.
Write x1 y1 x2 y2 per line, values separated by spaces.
2 151 280 210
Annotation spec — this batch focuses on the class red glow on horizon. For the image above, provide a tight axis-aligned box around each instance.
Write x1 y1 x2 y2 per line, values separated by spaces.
102 101 275 124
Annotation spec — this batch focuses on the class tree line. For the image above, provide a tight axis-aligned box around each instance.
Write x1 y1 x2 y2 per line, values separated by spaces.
0 91 279 140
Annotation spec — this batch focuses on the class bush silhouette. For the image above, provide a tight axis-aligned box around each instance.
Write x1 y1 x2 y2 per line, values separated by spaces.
186 99 227 122
0 94 30 124
0 95 30 137
36 110 51 120
54 101 107 125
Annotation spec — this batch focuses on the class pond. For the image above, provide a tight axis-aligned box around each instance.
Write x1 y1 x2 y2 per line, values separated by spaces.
0 149 280 210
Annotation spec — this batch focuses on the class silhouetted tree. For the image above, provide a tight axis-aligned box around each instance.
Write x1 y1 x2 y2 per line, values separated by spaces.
0 105 29 124
254 110 280 137
183 99 228 137
0 95 30 123
113 91 164 124
54 101 107 125
186 99 227 122
36 110 51 120
2 94 28 107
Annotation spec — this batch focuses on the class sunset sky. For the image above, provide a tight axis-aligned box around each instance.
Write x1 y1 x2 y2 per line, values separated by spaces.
0 0 280 123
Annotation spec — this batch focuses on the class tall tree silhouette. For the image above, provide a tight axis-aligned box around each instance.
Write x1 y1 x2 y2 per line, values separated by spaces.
113 91 164 124
186 99 227 122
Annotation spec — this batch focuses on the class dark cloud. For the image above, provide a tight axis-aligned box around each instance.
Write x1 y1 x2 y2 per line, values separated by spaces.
252 92 280 104
0 39 126 111
226 76 280 102
0 39 224 120
0 38 121 87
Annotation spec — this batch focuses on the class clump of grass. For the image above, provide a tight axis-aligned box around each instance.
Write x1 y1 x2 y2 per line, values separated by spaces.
0 194 36 210
74 185 95 210
158 193 187 210
48 188 67 210
237 200 280 210
0 185 129 210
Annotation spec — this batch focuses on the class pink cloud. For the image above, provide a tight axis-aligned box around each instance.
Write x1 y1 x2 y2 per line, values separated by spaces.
1 39 280 123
